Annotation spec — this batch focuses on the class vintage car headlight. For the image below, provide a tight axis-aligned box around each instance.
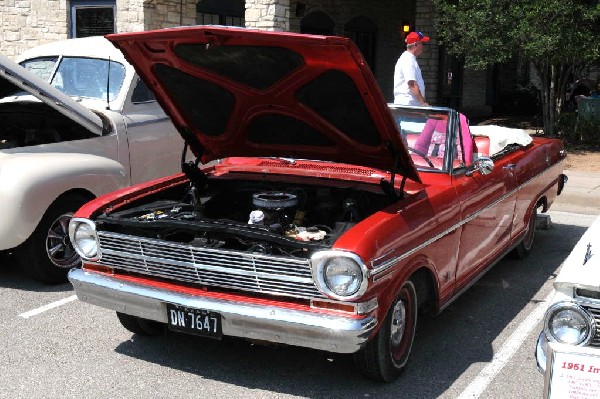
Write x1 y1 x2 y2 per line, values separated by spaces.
311 251 368 300
69 218 100 260
544 302 595 346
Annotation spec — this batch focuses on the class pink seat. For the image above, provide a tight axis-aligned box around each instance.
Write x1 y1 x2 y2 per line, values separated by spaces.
474 136 490 157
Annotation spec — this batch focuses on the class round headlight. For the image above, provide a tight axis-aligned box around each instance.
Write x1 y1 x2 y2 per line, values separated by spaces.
324 257 363 296
69 219 99 259
545 302 595 345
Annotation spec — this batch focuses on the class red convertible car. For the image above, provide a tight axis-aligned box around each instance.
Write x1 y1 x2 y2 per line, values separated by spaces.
68 27 567 381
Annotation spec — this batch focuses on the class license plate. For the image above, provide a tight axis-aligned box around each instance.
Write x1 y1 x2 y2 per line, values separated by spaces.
166 304 222 339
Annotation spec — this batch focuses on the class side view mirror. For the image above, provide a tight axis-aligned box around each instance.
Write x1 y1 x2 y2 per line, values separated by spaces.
466 156 494 176
474 157 494 175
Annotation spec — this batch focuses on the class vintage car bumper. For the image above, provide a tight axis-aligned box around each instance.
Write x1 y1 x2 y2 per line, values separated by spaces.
536 331 549 373
68 268 377 354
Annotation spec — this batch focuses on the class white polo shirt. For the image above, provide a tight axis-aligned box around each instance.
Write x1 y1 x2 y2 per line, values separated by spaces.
393 51 425 106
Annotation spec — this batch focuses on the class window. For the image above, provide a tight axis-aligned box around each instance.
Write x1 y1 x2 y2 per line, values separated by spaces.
70 0 116 38
131 79 157 104
20 56 126 101
196 0 245 27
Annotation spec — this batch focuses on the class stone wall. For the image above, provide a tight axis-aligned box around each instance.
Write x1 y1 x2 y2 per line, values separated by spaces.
281 0 420 102
245 0 290 31
0 0 68 57
0 0 489 112
139 0 197 32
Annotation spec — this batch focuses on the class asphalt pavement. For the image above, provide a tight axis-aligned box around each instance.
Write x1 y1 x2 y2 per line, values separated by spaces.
551 170 600 214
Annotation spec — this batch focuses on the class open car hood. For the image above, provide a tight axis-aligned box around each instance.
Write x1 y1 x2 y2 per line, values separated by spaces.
0 54 104 136
107 26 420 182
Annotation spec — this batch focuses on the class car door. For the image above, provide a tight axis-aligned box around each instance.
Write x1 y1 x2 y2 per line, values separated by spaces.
451 128 519 287
121 78 186 185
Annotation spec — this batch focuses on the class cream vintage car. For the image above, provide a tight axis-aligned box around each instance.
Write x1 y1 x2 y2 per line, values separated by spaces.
0 37 184 283
536 215 600 397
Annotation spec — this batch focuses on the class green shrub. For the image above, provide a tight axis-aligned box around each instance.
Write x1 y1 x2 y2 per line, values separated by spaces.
558 112 580 143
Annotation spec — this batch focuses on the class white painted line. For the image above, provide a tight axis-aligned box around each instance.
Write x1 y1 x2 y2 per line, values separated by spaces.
18 295 78 319
456 290 553 399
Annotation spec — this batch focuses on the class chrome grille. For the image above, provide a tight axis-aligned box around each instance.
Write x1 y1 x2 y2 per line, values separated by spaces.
584 305 600 347
95 231 325 299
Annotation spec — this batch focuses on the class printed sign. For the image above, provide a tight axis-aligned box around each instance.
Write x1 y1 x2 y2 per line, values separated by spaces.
545 343 600 399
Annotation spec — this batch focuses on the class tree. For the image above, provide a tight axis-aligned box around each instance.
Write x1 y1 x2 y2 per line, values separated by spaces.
433 0 600 136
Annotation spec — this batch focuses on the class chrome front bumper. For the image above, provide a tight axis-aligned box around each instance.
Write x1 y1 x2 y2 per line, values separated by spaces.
68 268 377 354
535 331 549 373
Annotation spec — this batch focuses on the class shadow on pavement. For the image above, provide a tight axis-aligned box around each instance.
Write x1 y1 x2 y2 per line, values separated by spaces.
110 221 588 398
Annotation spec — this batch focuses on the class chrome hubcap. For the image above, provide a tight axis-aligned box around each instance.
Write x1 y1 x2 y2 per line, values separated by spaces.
46 213 79 268
390 299 407 348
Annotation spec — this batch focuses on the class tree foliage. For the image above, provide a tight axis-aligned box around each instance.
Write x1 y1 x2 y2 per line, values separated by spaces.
433 0 600 136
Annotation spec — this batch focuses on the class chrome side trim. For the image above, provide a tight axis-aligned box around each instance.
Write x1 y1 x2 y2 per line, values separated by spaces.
371 163 562 277
69 268 377 354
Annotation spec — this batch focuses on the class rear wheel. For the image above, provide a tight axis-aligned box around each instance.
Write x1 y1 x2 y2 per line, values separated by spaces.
16 195 89 284
512 206 538 259
116 312 165 336
354 280 418 382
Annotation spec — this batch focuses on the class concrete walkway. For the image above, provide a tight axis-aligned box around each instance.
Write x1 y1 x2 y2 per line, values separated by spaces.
551 170 600 214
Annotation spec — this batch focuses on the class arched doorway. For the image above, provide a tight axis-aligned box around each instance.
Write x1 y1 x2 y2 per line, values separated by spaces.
300 11 334 35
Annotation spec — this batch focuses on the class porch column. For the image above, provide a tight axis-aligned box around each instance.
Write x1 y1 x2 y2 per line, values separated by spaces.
245 0 291 31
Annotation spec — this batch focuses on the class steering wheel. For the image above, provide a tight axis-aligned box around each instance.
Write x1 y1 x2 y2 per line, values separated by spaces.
408 147 435 168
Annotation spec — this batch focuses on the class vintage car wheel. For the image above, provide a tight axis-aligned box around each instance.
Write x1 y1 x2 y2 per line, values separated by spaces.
354 280 418 382
512 206 538 259
116 312 165 336
16 195 89 284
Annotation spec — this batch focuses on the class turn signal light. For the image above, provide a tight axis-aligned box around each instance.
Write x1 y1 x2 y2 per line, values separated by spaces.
82 263 114 275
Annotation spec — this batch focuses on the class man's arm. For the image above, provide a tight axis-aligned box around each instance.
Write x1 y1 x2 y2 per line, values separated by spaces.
407 80 428 105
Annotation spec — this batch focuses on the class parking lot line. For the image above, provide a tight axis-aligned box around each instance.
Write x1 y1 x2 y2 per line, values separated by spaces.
18 295 78 319
456 290 553 399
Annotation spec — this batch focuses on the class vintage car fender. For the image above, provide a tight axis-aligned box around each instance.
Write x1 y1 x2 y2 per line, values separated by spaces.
0 152 129 250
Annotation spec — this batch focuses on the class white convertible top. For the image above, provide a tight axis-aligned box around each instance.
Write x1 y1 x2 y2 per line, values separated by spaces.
470 125 533 155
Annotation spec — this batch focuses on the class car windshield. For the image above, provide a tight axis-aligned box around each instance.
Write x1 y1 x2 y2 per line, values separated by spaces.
20 56 126 101
388 106 461 171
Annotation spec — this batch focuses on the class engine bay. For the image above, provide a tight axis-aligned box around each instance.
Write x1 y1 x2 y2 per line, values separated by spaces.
0 101 99 149
98 177 391 258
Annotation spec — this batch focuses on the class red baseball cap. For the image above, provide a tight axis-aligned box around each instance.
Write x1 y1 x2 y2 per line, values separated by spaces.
405 31 430 45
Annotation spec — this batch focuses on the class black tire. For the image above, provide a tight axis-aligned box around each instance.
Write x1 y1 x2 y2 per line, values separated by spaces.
116 312 165 336
16 195 89 284
354 280 418 382
511 206 538 259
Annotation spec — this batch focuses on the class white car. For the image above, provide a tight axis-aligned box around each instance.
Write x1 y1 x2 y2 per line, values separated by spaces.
0 37 185 283
536 215 600 396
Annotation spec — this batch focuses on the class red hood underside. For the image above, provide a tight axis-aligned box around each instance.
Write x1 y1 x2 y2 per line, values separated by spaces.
107 26 420 183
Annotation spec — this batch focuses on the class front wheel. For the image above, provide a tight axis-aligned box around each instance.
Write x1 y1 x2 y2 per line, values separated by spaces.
354 280 418 382
116 312 165 336
16 195 89 283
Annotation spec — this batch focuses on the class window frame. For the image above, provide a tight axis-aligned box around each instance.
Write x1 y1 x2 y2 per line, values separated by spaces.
69 0 116 39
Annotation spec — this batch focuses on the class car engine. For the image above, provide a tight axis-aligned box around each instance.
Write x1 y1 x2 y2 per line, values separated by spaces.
98 178 390 258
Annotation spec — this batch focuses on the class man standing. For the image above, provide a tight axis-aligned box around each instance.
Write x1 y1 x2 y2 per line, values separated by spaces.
393 31 430 106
